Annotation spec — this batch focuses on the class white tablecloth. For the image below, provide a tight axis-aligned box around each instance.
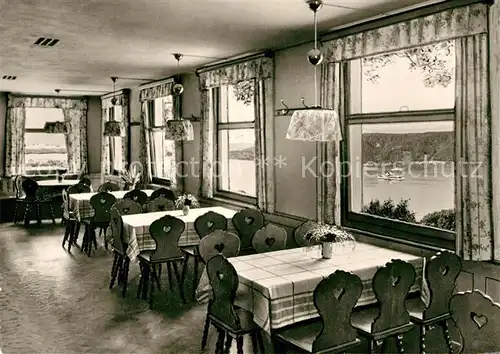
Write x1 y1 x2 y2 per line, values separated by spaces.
37 179 80 187
196 242 423 334
121 206 238 262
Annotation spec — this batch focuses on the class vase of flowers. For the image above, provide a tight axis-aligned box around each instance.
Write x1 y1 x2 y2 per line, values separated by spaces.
175 194 199 215
305 223 355 259
57 169 67 183
121 167 141 190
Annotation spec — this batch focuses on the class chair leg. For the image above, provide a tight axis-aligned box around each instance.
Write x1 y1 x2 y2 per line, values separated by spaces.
181 253 189 297
167 262 174 292
24 204 31 226
396 334 405 354
250 332 259 354
151 265 161 291
215 328 225 354
137 261 144 299
109 253 121 289
201 314 211 350
236 336 244 354
193 256 199 299
224 332 233 354
13 201 19 223
48 203 56 224
72 222 81 245
121 257 130 298
420 325 426 354
62 223 71 248
172 261 185 304
149 265 155 309
36 203 41 227
142 263 150 301
442 320 454 354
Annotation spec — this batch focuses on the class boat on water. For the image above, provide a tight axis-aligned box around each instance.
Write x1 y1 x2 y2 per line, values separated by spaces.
377 169 405 181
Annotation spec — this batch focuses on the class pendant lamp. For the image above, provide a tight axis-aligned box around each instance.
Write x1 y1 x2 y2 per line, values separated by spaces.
286 0 342 142
165 53 194 141
43 89 68 133
103 77 123 137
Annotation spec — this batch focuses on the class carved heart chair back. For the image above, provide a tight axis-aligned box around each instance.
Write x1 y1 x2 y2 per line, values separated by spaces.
251 224 287 253
198 230 240 264
195 211 228 238
148 215 186 262
146 196 175 213
232 207 265 249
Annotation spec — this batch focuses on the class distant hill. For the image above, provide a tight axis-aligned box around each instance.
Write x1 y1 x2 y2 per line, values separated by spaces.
229 146 254 160
26 147 66 154
362 131 454 163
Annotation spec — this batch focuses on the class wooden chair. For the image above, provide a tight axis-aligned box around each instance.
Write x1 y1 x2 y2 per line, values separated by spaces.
150 187 176 202
81 192 116 256
406 251 462 354
98 181 120 192
350 259 416 353
108 200 142 298
182 211 229 299
78 176 92 189
145 196 175 212
18 178 56 227
203 254 264 354
293 220 318 247
123 189 149 206
61 183 91 252
274 270 363 353
198 230 241 349
232 207 265 250
137 215 186 308
251 224 287 253
450 290 500 354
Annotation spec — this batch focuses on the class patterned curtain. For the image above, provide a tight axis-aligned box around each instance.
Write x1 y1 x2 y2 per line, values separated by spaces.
317 62 344 225
100 107 110 177
455 34 493 261
4 104 26 177
139 81 174 102
198 55 274 203
139 101 152 184
100 90 130 178
62 107 88 174
322 3 488 63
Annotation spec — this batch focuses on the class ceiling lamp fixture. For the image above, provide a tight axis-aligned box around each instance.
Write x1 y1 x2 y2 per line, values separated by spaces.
285 0 342 142
110 77 118 105
165 53 194 141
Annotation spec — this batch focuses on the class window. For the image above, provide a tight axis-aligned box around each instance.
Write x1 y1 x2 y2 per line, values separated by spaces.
215 80 257 200
108 106 123 174
25 108 68 175
148 96 175 184
343 41 456 248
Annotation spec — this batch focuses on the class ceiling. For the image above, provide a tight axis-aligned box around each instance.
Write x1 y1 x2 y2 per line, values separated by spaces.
0 0 442 96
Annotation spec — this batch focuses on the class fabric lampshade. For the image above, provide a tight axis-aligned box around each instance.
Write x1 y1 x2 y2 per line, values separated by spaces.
43 121 67 134
286 108 342 142
165 119 194 141
103 121 122 137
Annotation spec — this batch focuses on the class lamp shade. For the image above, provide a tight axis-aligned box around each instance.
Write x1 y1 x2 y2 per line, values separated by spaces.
165 119 194 141
43 121 67 134
286 108 342 142
103 121 122 137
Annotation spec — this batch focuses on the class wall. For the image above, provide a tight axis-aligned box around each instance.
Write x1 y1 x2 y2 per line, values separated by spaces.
86 96 102 174
0 92 7 177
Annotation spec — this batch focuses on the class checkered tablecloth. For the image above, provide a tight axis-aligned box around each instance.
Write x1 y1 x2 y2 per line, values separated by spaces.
121 206 238 263
195 242 423 334
68 190 154 221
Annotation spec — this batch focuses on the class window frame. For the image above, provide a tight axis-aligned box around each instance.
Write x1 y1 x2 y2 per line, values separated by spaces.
24 108 69 176
341 59 456 250
107 106 123 176
147 99 172 186
212 85 258 205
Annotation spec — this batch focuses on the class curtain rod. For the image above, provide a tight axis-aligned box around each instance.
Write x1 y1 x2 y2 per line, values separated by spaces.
139 77 176 90
195 51 273 75
101 88 129 100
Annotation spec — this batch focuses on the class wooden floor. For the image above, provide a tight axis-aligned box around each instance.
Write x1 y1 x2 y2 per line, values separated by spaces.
0 221 463 354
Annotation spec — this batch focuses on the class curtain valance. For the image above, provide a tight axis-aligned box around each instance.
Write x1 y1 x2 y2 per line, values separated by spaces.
322 3 488 63
101 90 129 109
8 94 88 110
139 81 174 102
198 56 274 90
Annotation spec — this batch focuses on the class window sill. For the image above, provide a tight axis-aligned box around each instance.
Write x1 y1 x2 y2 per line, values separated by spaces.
199 196 255 211
343 226 451 257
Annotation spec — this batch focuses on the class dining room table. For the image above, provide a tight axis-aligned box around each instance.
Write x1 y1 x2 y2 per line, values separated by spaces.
195 242 424 334
121 206 238 263
68 189 155 221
